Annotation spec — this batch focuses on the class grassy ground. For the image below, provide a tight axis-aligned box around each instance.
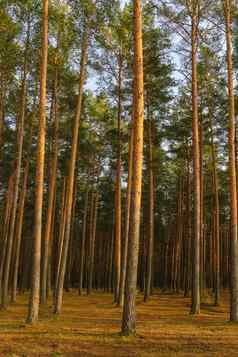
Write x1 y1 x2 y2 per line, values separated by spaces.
0 291 238 356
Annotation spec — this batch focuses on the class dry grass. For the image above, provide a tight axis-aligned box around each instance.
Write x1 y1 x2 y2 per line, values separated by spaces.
0 290 238 356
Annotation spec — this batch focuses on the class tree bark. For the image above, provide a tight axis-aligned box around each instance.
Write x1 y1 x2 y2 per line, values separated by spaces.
79 188 89 295
114 52 122 304
11 122 34 303
0 174 14 297
27 0 48 323
184 156 192 297
0 71 5 190
199 118 204 295
224 0 238 321
190 0 200 315
204 53 220 306
88 190 99 294
121 0 144 336
55 177 67 295
119 125 134 306
144 114 154 302
1 19 30 309
53 22 89 314
41 56 59 304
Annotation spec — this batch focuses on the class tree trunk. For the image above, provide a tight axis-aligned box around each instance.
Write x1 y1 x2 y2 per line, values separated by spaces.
121 0 144 336
224 0 238 321
114 52 122 304
0 72 5 190
41 57 59 304
199 118 204 295
190 0 200 315
88 190 99 294
79 188 89 295
0 174 14 297
204 53 220 306
184 156 192 297
144 114 154 302
1 19 30 310
118 125 134 306
53 22 89 314
11 122 34 303
55 177 67 295
27 0 48 323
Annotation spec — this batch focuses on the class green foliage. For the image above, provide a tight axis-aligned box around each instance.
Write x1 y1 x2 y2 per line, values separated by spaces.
0 0 235 247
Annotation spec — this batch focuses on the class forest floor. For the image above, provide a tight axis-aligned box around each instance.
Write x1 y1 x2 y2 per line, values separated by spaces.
0 290 238 356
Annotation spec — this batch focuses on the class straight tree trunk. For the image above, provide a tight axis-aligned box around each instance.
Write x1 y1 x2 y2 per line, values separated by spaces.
184 156 192 297
121 0 144 336
144 114 154 302
199 119 204 295
47 182 57 298
108 226 114 293
118 125 134 306
11 122 34 303
27 0 48 323
41 57 59 304
87 190 95 295
0 73 4 152
53 22 89 314
204 54 220 306
55 177 67 294
0 72 5 187
114 52 122 304
66 179 78 291
79 188 89 295
190 0 200 315
0 174 14 296
88 190 99 294
1 20 30 309
224 0 238 321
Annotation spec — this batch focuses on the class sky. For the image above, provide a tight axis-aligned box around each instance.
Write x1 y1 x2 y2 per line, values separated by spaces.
120 0 128 7
85 0 183 93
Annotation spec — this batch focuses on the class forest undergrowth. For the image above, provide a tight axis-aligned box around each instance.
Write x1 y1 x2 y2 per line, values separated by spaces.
0 291 237 357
